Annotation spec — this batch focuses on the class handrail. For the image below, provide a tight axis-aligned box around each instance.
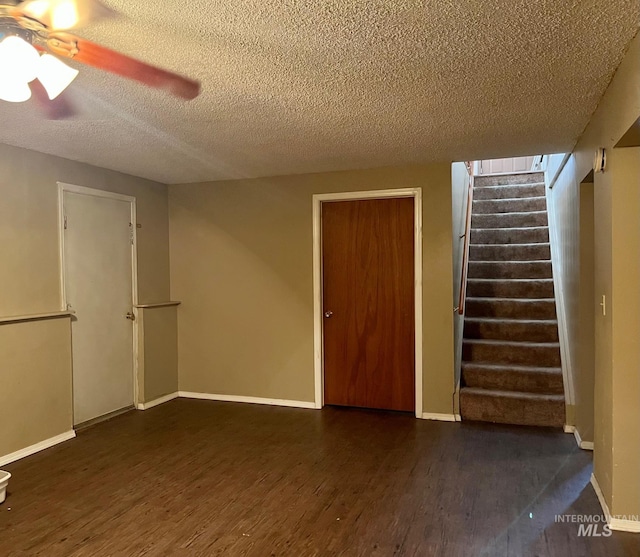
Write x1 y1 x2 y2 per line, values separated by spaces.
0 310 73 325
457 162 474 316
134 301 181 309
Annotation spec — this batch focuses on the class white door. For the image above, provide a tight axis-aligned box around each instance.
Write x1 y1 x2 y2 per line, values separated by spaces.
479 156 536 174
63 189 135 425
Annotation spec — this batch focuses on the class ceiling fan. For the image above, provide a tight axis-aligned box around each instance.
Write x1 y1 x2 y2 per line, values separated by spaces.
0 0 201 117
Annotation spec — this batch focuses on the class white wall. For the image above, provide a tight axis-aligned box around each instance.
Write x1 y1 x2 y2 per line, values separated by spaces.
451 162 471 394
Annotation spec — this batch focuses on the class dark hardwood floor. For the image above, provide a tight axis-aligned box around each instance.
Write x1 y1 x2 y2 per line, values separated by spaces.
1 400 638 556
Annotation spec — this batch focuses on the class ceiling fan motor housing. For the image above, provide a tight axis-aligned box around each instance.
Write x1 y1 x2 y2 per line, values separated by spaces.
0 20 33 43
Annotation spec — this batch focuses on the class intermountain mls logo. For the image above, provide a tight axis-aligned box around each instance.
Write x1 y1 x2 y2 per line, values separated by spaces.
555 514 638 537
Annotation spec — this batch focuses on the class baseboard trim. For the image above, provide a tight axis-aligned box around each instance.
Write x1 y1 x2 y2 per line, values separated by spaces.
610 517 640 533
0 430 76 467
178 392 317 409
420 413 458 422
563 425 575 434
573 428 594 451
137 392 179 410
589 474 640 532
591 473 611 522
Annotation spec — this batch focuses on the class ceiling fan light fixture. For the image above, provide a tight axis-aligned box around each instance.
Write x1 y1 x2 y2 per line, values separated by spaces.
38 53 79 99
21 0 79 29
20 0 113 31
0 36 41 83
19 0 51 20
51 1 79 30
0 79 32 103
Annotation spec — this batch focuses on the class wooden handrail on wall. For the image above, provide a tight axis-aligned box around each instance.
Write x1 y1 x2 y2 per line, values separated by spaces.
457 162 475 316
134 301 181 309
0 310 73 325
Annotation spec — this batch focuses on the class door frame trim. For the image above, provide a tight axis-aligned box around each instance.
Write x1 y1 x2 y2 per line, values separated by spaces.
57 182 140 418
312 188 423 418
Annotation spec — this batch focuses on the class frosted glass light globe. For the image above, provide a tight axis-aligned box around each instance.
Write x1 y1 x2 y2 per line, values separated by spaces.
0 36 41 83
0 79 32 102
38 54 79 99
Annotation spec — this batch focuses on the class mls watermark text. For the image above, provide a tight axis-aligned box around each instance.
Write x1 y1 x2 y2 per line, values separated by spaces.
555 514 639 537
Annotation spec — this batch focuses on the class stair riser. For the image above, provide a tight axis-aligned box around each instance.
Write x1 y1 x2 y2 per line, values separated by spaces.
472 212 548 228
459 391 565 427
471 227 549 244
462 367 564 394
473 197 547 214
473 183 545 200
474 172 545 187
468 261 552 280
464 320 559 342
466 299 557 319
469 244 550 262
467 279 554 298
463 342 561 366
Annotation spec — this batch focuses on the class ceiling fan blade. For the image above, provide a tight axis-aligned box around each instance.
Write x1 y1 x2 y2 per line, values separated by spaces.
15 0 115 31
29 79 77 119
47 33 201 100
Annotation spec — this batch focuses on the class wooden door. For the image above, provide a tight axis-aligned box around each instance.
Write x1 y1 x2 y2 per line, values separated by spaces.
322 197 415 412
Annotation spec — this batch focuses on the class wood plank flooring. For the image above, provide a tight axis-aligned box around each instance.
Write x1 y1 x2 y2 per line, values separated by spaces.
1 400 638 556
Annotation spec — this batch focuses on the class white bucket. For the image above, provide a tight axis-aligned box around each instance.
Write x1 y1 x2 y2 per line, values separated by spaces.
0 470 11 504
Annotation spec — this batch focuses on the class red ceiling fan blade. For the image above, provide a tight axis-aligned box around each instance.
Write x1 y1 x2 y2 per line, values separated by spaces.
47 32 201 100
29 79 77 119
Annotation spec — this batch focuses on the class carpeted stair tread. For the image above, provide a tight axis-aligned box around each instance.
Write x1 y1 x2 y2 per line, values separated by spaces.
460 387 564 401
468 260 552 279
471 226 549 244
462 363 564 394
469 243 551 262
473 183 545 200
472 211 548 229
462 338 561 367
465 297 557 319
474 172 544 187
459 387 565 427
464 317 559 342
466 278 554 298
473 196 547 214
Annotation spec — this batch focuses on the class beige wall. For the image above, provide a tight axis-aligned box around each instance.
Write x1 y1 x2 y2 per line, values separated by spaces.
593 162 614 505
0 143 174 459
138 306 179 401
577 182 595 443
546 159 596 440
608 147 640 516
0 319 72 457
548 31 640 518
451 162 470 395
169 164 456 414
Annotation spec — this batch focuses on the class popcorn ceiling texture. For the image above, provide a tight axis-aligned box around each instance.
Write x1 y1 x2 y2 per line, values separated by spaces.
0 1 639 184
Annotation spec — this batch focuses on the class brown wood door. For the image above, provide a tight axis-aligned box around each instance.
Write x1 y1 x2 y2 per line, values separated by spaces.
322 197 415 412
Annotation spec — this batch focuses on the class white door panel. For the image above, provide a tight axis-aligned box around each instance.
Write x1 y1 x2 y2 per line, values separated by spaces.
63 191 134 425
479 156 536 174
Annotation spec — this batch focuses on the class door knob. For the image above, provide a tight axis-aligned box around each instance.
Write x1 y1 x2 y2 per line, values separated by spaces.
324 311 333 318
126 312 136 321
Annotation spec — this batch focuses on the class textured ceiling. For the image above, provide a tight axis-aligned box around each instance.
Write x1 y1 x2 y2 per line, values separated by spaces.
0 1 639 184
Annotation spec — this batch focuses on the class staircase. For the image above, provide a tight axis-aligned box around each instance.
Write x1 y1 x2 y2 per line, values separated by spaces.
459 171 565 428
